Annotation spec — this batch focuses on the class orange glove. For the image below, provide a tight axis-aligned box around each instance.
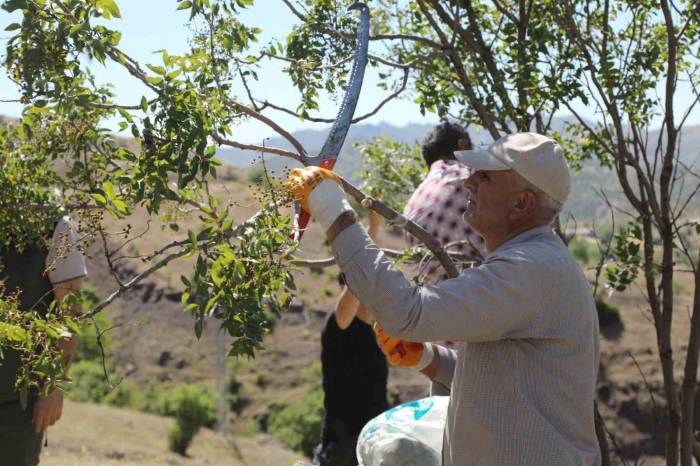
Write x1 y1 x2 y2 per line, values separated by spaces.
284 166 340 213
374 322 429 368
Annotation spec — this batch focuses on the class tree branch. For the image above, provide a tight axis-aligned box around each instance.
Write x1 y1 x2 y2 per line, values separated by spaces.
259 68 409 124
224 99 307 157
212 134 302 161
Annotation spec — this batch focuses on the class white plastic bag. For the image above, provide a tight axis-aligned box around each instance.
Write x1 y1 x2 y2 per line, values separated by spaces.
357 396 448 466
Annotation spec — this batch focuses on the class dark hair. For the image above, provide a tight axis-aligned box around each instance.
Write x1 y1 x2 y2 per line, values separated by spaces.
337 272 346 288
421 122 472 167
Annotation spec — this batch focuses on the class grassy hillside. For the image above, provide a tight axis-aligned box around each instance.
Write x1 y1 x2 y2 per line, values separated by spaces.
39 400 300 466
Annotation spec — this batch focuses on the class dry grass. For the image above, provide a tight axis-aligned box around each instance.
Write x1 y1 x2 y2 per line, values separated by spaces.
39 400 302 466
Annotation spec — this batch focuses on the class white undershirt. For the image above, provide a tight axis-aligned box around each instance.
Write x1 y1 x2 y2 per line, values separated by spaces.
45 216 88 284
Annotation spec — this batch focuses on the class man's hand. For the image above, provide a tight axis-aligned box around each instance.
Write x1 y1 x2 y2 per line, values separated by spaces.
33 389 64 433
373 322 433 370
285 166 340 212
285 166 353 230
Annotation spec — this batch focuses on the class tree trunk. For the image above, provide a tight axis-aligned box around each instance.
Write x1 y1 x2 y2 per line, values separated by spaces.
641 213 679 465
594 401 612 466
680 248 700 465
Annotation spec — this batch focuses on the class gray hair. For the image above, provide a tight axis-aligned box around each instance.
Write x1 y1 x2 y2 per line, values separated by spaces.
514 175 563 224
518 177 562 224
535 188 562 224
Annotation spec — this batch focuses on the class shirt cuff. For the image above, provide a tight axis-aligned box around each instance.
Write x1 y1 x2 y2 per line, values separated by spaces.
50 272 87 285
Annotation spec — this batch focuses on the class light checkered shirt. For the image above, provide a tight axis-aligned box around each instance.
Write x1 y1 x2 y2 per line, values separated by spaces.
403 160 486 284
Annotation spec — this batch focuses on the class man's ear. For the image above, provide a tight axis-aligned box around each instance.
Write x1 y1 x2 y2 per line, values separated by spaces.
511 190 537 220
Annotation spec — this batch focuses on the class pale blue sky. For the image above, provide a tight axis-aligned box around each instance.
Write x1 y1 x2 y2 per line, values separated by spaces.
1 1 697 144
0 1 432 143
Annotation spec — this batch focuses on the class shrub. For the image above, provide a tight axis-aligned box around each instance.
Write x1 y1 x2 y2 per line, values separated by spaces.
568 236 600 265
74 286 112 363
102 379 142 409
595 297 621 327
301 361 322 385
164 383 217 455
247 166 267 186
227 373 247 415
67 360 111 403
254 373 269 388
268 388 324 457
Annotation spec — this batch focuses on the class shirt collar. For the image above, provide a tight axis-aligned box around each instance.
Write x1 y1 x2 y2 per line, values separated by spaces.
430 159 458 171
486 225 554 258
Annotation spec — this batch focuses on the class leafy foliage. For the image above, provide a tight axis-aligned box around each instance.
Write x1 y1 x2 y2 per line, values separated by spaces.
0 122 62 251
267 361 324 457
181 198 297 358
164 383 217 455
66 359 111 403
605 222 643 292
73 286 112 362
1 1 698 461
0 286 80 406
568 236 601 266
268 387 324 457
0 0 303 392
356 137 426 212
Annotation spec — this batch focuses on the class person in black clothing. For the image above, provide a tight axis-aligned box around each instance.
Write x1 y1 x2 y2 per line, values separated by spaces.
0 215 87 466
314 211 388 466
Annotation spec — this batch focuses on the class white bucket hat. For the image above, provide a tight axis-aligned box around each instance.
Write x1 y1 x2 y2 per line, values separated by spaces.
454 132 570 204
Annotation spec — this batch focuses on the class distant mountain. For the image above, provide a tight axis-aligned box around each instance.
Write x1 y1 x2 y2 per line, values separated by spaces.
1 113 696 222
217 120 700 222
216 121 449 180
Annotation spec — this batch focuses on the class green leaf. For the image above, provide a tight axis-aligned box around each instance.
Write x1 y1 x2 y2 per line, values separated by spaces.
0 322 29 342
3 0 27 13
69 23 87 36
112 198 128 215
96 0 121 18
102 181 117 201
4 23 20 31
211 263 225 286
110 31 122 45
146 64 166 75
177 0 192 10
166 69 182 80
91 193 107 206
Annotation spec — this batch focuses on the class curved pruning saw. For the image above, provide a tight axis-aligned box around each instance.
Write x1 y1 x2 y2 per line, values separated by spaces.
293 2 370 241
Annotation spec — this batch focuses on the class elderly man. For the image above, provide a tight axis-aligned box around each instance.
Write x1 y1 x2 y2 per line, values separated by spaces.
287 132 600 466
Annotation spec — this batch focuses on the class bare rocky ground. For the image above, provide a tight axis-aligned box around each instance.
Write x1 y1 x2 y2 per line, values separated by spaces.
37 165 696 465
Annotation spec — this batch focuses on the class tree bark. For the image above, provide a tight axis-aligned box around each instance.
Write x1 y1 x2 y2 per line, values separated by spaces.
680 248 700 465
594 401 612 466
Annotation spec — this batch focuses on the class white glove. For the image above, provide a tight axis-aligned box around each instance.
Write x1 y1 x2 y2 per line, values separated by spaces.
308 179 354 231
